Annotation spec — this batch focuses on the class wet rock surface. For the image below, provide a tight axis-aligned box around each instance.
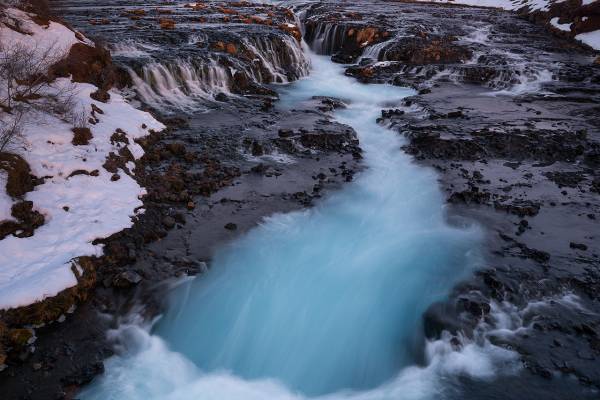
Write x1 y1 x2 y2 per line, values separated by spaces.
298 0 600 396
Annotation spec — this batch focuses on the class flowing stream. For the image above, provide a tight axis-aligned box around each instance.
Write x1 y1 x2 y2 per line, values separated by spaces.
79 50 514 400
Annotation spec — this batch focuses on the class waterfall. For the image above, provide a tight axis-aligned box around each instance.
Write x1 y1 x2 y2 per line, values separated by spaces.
111 41 159 59
304 17 555 96
127 58 233 111
125 34 309 111
360 38 393 62
308 23 349 55
242 35 310 83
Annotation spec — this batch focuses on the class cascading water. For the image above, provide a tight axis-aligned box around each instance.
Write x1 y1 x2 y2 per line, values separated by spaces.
80 48 521 400
458 24 556 94
243 35 310 83
308 23 349 55
127 59 233 111
359 37 394 62
125 35 309 112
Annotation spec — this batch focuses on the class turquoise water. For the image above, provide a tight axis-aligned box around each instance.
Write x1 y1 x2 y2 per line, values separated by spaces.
80 52 489 400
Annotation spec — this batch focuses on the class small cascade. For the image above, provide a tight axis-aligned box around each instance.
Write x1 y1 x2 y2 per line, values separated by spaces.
306 22 349 55
187 32 209 46
359 38 393 62
459 26 557 94
111 41 159 59
127 58 233 111
488 67 554 95
386 62 554 94
125 33 309 112
242 35 310 83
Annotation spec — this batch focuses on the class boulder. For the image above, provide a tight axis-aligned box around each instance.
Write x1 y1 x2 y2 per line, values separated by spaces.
72 127 93 145
0 152 36 197
112 271 143 288
51 43 116 90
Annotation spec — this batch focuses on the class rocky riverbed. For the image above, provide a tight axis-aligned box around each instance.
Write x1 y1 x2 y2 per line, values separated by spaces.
299 0 600 393
1 0 599 399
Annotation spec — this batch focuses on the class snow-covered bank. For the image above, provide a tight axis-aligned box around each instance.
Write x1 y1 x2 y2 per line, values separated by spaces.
0 7 164 310
0 171 12 221
415 0 596 12
415 0 600 50
576 29 600 48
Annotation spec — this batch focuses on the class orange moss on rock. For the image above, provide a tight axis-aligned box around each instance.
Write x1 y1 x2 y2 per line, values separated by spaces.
354 27 383 47
218 6 238 15
278 23 302 41
51 43 116 89
210 41 238 54
225 43 237 55
159 18 176 29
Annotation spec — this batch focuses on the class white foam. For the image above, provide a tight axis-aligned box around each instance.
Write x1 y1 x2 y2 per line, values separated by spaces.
490 68 553 96
127 59 231 111
111 41 160 58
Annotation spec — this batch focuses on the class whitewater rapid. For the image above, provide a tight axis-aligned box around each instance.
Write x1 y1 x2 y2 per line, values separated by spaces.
80 50 519 400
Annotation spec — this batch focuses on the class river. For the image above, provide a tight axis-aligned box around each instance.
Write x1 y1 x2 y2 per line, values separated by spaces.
73 45 527 400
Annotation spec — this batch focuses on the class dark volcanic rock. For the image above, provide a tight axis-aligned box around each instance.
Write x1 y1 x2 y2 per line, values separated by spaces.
224 222 237 230
112 271 143 288
0 152 37 197
71 127 93 146
383 36 472 65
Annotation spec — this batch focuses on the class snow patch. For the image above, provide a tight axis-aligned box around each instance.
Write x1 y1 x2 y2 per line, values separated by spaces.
0 7 91 58
550 17 571 32
576 29 600 50
413 0 566 12
0 171 14 221
0 11 165 310
0 83 163 310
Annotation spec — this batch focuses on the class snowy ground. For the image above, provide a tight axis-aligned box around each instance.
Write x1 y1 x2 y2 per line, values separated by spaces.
414 0 560 11
0 171 13 221
0 8 164 310
576 29 600 49
415 0 589 12
416 0 600 49
1 7 92 54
